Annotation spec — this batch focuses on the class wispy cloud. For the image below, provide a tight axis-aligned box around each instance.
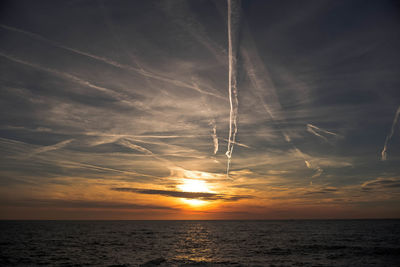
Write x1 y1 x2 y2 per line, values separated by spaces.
210 120 219 154
361 177 400 191
304 187 338 195
381 106 400 161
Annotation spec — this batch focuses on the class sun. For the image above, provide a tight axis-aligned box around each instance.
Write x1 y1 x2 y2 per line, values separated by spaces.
178 179 210 193
177 179 212 206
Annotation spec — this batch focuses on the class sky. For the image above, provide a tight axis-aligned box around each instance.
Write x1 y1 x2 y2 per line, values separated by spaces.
0 0 399 220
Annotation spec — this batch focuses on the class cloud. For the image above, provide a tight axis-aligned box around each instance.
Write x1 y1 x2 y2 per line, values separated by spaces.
111 187 252 202
0 198 176 210
304 187 338 195
361 177 400 191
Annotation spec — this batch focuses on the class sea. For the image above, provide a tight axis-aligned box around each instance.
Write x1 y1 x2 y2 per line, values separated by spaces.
1 220 399 266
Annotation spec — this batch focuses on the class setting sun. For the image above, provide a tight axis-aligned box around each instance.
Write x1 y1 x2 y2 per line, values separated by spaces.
178 179 210 193
177 179 212 206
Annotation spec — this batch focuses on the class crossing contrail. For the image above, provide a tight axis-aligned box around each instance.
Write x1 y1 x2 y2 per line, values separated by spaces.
26 139 74 158
226 0 241 177
381 106 400 161
220 137 250 149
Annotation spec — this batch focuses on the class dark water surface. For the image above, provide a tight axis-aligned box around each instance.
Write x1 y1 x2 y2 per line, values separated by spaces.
1 220 399 266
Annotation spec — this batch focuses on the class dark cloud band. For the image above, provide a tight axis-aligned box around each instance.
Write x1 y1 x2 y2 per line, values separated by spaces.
111 187 252 202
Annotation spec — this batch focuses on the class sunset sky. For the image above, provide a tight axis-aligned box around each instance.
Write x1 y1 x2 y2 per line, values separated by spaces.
1 0 399 220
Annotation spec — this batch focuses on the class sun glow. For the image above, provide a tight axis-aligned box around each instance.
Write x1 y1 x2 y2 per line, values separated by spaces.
178 179 210 193
177 179 212 206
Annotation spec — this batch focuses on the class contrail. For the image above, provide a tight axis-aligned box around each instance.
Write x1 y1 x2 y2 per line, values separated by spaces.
117 138 178 168
210 120 219 154
84 132 208 139
0 52 138 107
117 139 153 155
191 81 220 155
242 43 323 179
0 136 158 179
307 124 338 136
226 0 241 176
0 24 224 99
163 1 228 65
307 123 338 142
220 137 250 149
26 139 74 158
59 160 157 178
381 106 400 161
312 167 323 178
307 125 328 142
295 148 323 179
0 24 127 69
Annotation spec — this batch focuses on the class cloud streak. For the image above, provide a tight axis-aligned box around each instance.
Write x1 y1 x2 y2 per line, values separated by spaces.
362 177 400 191
210 120 219 154
381 106 400 161
304 187 338 195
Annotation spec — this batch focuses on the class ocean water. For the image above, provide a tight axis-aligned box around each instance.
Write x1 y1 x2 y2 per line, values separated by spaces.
0 220 399 266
